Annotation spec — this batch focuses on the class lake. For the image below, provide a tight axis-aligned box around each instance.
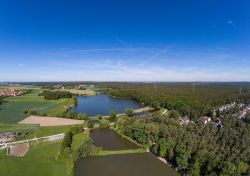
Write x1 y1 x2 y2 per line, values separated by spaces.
74 153 180 176
90 128 139 150
69 94 144 116
87 87 100 91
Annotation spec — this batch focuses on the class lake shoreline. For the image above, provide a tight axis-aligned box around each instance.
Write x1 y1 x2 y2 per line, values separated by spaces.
69 94 144 116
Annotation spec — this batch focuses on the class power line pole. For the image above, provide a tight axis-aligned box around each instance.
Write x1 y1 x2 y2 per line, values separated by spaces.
193 82 195 92
154 83 157 93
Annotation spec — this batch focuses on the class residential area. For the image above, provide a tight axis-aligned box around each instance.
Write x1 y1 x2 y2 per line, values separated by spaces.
0 89 25 97
178 102 250 128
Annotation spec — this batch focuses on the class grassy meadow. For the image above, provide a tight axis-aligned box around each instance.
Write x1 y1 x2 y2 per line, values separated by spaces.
0 141 72 176
35 125 74 137
0 85 41 90
0 124 39 133
0 131 89 176
0 88 74 124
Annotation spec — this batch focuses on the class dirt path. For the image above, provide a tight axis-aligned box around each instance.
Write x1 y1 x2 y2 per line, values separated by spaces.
0 133 65 149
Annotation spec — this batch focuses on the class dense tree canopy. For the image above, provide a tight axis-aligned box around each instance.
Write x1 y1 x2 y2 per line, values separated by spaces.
109 110 117 122
0 96 4 105
40 90 72 100
106 83 250 120
124 108 134 117
115 111 250 175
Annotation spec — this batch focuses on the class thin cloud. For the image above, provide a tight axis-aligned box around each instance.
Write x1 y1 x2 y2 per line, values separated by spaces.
29 63 250 82
139 48 168 66
114 36 130 47
139 44 176 66
42 48 156 58
139 42 178 66
77 48 132 53
227 20 241 32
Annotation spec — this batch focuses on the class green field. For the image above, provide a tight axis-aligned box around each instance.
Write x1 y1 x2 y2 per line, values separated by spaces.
0 124 39 133
0 131 89 176
0 88 74 124
0 85 41 90
0 141 72 176
0 124 79 142
35 125 74 137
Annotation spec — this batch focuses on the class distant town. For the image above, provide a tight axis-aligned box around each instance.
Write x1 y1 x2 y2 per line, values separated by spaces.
0 89 25 97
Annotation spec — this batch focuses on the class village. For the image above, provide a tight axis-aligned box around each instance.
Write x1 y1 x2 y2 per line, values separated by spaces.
178 102 250 128
0 89 25 97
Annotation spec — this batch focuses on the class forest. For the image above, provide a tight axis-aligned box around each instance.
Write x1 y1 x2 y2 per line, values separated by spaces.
115 110 250 175
40 90 73 100
105 82 250 120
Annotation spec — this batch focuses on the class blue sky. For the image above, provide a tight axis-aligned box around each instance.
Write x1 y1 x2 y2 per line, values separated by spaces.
0 0 249 82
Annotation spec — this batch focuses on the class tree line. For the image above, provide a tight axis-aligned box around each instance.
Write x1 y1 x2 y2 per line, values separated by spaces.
39 90 72 100
60 125 99 162
0 96 4 105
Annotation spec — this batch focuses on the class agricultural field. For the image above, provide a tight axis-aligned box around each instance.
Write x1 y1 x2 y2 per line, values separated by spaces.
55 89 96 96
0 89 74 124
0 85 40 90
0 141 72 176
35 125 77 137
19 116 84 126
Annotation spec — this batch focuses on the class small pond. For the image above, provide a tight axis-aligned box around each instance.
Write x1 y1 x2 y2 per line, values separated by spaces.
69 94 144 116
90 128 139 150
87 87 100 91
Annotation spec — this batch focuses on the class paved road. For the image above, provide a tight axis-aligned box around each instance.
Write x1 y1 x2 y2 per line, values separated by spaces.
102 107 154 118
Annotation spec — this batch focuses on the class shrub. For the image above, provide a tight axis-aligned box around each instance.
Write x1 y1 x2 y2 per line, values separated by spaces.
73 139 99 161
87 123 94 128
109 110 117 122
125 108 134 117
98 115 102 120
61 131 73 149
70 125 84 135
99 120 110 128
